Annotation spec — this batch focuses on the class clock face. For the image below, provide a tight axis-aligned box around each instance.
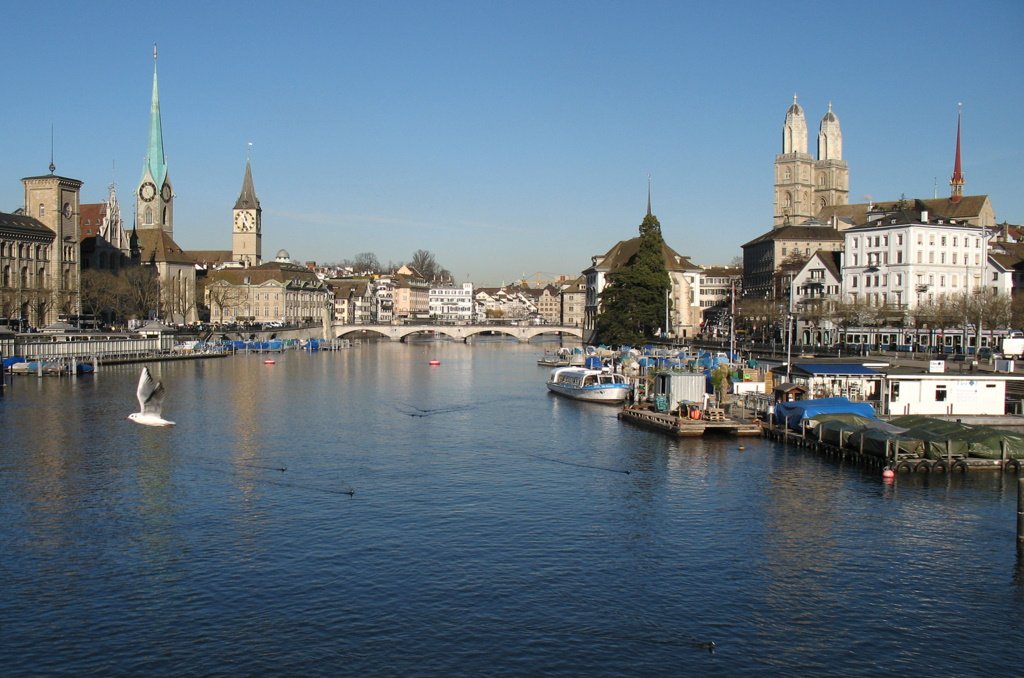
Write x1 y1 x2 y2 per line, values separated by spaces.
139 181 157 202
236 212 253 231
161 183 171 201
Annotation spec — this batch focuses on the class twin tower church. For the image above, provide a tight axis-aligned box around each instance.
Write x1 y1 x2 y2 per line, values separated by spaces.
773 96 849 227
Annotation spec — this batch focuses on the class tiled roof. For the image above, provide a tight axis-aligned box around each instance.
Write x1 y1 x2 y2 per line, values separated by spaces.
135 228 194 264
210 261 318 285
188 250 234 265
0 211 55 240
591 236 698 272
743 223 844 248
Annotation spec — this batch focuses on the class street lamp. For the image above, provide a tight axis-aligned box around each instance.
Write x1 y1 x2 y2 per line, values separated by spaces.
785 313 793 382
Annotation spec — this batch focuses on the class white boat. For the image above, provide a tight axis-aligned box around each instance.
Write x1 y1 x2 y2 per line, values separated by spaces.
546 367 632 403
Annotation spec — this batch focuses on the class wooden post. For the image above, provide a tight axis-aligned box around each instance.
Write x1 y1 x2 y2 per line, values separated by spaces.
947 440 952 467
1001 439 1008 462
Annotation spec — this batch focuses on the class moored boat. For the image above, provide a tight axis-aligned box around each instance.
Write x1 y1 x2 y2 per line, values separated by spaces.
546 366 632 403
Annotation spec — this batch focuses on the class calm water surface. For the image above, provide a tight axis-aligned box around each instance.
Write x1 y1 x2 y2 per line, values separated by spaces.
1 342 1022 676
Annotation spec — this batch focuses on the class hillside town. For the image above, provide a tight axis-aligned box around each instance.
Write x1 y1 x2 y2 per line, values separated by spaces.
1 58 1021 353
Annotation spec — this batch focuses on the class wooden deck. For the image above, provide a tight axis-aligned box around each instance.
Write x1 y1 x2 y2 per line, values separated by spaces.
618 407 763 437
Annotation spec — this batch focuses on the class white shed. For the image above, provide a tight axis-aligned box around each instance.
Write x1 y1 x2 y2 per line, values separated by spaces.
882 369 1022 416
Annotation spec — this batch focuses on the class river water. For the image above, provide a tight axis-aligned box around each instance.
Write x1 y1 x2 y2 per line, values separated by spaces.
1 341 1022 676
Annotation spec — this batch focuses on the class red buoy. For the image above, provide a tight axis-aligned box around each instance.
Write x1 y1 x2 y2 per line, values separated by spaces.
429 360 441 366
264 359 276 365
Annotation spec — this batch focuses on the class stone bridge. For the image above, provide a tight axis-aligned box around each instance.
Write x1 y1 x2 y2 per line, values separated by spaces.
329 323 584 343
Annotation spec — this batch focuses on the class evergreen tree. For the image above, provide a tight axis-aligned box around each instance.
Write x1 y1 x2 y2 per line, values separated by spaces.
594 212 671 346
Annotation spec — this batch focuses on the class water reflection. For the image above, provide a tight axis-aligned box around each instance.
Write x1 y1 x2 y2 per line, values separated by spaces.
1 343 1022 675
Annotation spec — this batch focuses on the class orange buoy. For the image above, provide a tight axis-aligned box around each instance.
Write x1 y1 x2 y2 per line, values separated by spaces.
428 360 441 366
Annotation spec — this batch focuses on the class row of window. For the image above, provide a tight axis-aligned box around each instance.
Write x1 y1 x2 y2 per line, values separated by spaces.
0 242 49 260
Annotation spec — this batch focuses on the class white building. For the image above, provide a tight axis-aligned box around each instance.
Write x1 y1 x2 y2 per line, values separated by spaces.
429 282 474 323
790 251 842 345
883 366 1021 416
842 206 1009 309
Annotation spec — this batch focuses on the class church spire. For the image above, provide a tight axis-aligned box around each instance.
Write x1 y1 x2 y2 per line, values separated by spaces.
234 158 260 210
950 103 964 203
143 44 167 188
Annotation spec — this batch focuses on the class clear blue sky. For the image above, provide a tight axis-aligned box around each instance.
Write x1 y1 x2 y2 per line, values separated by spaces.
2 1 1021 286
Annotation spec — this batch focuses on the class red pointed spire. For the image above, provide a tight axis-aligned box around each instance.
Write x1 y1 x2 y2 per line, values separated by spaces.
950 104 964 203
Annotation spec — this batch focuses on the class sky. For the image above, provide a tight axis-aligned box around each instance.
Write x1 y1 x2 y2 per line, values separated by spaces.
1 1 1022 286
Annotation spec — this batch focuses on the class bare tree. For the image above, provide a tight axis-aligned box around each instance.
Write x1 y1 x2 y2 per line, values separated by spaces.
410 249 442 281
120 266 161 321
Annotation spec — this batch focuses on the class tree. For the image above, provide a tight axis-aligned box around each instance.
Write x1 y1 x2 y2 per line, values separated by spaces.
411 249 441 281
119 265 161 321
80 269 120 325
594 212 670 346
351 252 381 274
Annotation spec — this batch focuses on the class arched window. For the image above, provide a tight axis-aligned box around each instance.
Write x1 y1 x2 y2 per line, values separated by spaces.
145 207 153 225
38 204 44 217
784 169 792 181
2 265 9 286
784 192 793 208
38 267 46 289
20 266 29 287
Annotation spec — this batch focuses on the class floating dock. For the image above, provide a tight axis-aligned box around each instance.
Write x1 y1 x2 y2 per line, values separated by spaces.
618 406 762 437
762 422 1023 474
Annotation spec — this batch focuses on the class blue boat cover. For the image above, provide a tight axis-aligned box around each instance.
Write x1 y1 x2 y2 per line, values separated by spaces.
774 397 876 431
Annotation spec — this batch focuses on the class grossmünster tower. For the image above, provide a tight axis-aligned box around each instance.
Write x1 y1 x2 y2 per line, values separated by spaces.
773 96 848 227
136 46 174 236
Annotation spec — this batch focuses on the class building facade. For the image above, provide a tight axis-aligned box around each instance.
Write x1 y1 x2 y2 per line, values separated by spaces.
429 282 474 322
206 257 330 325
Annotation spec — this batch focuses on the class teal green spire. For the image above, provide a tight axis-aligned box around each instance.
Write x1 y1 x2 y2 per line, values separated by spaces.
142 44 167 187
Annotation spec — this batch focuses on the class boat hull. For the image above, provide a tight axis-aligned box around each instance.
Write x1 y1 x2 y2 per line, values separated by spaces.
546 382 631 403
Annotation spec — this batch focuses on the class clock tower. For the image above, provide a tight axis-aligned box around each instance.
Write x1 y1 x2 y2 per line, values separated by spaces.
137 46 173 236
232 159 262 267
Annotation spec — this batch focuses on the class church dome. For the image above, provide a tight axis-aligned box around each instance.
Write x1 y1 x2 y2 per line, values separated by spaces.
275 249 290 262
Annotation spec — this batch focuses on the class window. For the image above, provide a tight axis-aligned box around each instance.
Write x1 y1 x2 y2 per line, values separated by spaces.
38 204 44 217
941 236 947 246
936 385 947 402
898 234 904 246
953 252 958 265
897 251 904 263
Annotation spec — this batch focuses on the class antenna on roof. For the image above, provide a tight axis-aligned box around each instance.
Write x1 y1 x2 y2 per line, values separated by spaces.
49 124 56 174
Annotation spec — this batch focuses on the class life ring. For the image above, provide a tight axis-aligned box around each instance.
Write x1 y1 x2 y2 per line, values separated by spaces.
1003 458 1021 474
914 460 933 474
895 461 914 474
931 461 948 474
952 460 969 474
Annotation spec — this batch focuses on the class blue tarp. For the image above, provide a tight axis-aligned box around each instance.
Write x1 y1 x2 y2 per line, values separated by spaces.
774 397 876 431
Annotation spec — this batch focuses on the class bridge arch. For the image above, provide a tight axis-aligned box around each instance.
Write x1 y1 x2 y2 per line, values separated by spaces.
329 323 584 343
